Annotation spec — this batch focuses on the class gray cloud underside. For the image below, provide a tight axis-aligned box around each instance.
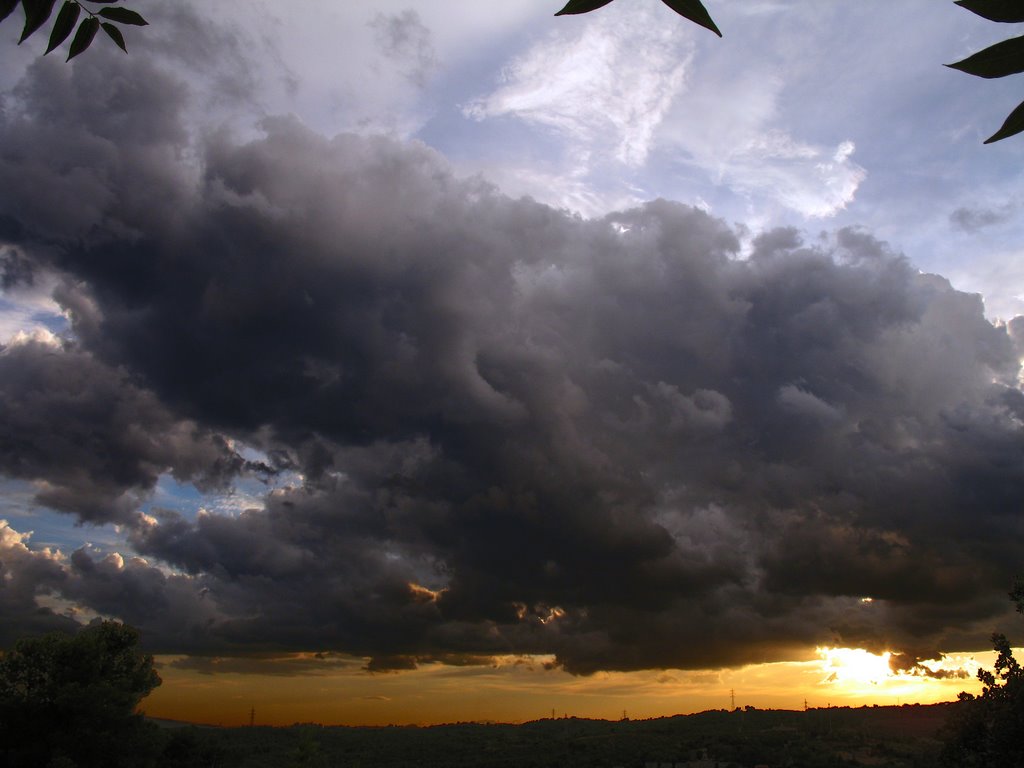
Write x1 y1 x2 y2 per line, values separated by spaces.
1 52 1023 673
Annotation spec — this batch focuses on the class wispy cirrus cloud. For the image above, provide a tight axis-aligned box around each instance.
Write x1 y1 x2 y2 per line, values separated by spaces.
463 5 691 169
461 2 864 219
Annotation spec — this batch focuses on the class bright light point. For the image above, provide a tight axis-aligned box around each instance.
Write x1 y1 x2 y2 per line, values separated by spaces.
818 647 892 685
860 597 874 603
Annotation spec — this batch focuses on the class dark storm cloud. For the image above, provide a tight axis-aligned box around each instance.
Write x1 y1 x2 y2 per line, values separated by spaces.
1 49 1023 673
0 247 34 290
166 652 363 677
0 339 260 522
888 651 968 680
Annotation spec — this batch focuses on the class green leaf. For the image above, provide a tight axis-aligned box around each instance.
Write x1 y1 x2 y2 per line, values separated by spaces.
554 0 615 16
954 0 1024 23
948 34 1024 78
101 20 124 52
66 15 97 60
984 97 1024 143
44 0 79 54
97 6 147 26
19 0 57 43
0 0 19 25
661 0 722 36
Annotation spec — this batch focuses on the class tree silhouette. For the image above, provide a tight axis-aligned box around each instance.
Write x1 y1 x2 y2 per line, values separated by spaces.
940 581 1024 767
0 621 162 768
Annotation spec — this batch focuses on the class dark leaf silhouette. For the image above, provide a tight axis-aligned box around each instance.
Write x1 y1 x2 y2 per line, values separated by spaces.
661 0 722 36
555 0 721 36
2 1 148 58
947 34 1024 78
66 14 97 61
554 0 615 16
984 96 1024 142
954 0 1024 22
97 6 147 26
18 0 57 44
101 20 125 52
0 0 18 24
44 0 78 54
950 1 1024 143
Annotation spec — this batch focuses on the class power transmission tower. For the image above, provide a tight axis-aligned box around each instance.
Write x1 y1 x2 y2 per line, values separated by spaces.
730 689 735 709
249 705 255 728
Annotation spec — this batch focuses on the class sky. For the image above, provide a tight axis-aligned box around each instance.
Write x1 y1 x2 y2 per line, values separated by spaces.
0 0 1023 726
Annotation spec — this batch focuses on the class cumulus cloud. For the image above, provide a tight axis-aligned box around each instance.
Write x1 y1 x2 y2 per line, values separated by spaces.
0 49 1022 675
0 519 224 650
0 337 266 523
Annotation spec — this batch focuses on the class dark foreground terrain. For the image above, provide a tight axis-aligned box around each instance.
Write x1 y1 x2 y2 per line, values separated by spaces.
153 702 954 767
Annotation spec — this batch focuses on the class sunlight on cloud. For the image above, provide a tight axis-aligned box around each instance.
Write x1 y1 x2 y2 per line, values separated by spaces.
727 137 865 218
0 257 66 344
817 647 979 701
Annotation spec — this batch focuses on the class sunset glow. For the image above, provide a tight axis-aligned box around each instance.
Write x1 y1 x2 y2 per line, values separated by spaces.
138 646 999 727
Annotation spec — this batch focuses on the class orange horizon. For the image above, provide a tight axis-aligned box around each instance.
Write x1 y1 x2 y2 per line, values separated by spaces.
140 646 998 728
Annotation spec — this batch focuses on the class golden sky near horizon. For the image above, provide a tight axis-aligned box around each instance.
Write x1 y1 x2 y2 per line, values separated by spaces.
143 646 1000 727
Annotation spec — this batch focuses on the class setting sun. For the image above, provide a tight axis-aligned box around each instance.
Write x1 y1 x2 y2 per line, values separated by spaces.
809 646 989 707
818 647 894 686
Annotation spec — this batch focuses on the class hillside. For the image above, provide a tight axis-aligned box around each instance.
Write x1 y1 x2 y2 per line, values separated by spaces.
154 702 956 767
